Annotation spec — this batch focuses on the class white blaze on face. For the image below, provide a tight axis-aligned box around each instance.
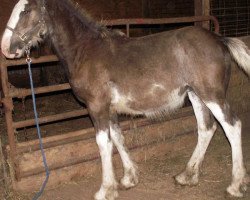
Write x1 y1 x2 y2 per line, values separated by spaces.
1 0 28 58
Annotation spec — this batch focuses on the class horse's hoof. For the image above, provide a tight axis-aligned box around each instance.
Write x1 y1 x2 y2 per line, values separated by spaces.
95 185 118 200
120 174 139 189
226 185 244 198
226 173 249 198
120 167 139 189
174 170 199 186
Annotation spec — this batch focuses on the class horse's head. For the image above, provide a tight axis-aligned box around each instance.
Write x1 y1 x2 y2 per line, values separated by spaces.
1 0 48 58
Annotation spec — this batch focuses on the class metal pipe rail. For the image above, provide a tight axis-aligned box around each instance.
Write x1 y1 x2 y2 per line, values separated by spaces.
105 15 220 36
9 83 70 99
0 16 219 181
5 55 58 67
13 109 89 129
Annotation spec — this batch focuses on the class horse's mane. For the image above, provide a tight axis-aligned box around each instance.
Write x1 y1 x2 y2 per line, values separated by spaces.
58 0 120 38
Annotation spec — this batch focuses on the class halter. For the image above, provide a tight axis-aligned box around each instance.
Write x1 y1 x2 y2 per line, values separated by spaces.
6 1 46 52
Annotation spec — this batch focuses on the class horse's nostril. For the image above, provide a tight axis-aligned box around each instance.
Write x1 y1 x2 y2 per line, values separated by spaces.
15 52 20 58
14 48 24 58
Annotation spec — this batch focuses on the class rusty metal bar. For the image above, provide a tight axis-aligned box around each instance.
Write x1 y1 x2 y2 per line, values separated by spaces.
104 15 220 33
13 109 89 129
5 55 58 67
0 54 20 180
9 83 70 99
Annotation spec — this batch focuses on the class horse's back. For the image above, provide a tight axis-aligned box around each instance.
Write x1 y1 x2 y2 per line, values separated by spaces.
110 26 231 88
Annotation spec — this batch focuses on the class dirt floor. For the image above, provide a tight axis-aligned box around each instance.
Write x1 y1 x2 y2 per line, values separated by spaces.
0 94 249 200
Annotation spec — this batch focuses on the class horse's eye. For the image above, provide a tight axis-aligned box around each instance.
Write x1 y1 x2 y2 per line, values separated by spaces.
23 10 30 14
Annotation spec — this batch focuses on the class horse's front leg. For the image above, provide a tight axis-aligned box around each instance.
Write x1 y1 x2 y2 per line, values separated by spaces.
88 105 118 200
110 114 139 189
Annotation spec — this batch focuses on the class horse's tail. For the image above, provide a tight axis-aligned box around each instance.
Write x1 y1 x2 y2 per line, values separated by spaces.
222 37 250 76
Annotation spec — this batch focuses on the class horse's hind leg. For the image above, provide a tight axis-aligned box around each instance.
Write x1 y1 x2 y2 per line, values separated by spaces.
175 91 217 186
110 113 139 189
205 101 248 197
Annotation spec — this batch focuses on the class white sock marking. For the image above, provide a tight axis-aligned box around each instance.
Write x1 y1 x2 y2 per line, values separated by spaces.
110 125 133 170
95 129 117 199
96 130 116 185
110 124 138 188
187 92 216 171
206 102 246 195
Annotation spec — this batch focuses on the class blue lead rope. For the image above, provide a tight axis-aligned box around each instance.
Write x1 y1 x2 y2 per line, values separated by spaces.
26 55 50 200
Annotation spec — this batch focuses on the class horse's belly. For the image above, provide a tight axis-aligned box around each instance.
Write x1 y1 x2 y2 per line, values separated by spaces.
110 87 143 115
110 85 187 118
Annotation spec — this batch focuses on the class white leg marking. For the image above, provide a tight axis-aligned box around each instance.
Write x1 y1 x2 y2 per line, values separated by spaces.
1 0 28 58
110 124 138 188
188 92 216 170
187 126 216 168
206 102 246 197
175 92 216 185
176 124 216 185
95 130 118 200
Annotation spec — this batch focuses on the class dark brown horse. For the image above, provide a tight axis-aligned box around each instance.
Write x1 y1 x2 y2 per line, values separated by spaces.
1 0 249 199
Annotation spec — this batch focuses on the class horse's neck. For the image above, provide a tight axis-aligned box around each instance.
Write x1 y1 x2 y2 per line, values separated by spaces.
46 0 100 73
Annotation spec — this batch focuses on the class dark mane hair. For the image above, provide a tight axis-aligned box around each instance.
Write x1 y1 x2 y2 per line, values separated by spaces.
54 0 120 38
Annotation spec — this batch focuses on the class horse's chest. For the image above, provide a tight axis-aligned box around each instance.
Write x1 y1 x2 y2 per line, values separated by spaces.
69 77 93 102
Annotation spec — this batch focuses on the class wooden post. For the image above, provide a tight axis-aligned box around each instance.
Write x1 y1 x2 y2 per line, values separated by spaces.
203 0 210 30
194 0 210 30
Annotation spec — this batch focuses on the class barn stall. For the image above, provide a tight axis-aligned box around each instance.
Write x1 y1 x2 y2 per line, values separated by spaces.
0 0 249 199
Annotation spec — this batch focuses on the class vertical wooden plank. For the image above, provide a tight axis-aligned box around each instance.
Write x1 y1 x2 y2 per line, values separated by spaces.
194 0 211 30
194 0 203 27
203 0 210 30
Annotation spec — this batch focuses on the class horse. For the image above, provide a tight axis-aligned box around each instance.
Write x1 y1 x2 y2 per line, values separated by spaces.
1 0 250 199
